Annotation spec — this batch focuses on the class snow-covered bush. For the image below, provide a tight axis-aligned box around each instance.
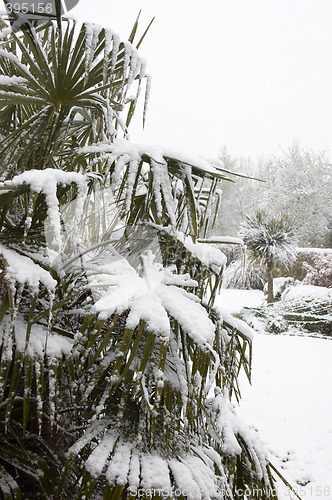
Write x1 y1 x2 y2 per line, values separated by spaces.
281 284 332 302
242 285 332 336
279 247 332 284
303 252 332 288
0 12 284 500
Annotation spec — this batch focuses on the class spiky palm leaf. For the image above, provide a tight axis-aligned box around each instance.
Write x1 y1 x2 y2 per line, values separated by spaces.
0 17 149 177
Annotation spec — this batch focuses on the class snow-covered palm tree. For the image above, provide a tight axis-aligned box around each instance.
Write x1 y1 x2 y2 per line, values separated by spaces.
0 9 293 499
239 210 297 303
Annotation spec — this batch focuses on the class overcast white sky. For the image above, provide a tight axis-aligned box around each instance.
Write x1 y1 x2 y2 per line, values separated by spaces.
71 0 332 160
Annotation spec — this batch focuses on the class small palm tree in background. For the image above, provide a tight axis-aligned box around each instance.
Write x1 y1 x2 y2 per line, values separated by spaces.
239 210 297 303
0 8 297 499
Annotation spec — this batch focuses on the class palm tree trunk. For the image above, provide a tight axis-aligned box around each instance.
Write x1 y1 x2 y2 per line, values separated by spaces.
267 258 274 304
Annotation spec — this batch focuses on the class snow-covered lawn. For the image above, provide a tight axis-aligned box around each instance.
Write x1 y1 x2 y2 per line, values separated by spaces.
216 289 332 499
215 288 265 315
239 333 332 499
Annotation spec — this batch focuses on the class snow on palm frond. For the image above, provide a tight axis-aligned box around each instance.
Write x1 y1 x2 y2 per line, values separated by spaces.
155 225 227 270
67 428 224 498
73 139 240 239
0 244 56 293
91 250 214 346
2 168 86 252
75 139 234 181
65 419 269 500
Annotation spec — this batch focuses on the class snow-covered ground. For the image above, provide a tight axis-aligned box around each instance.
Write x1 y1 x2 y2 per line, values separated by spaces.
215 288 265 315
216 289 332 500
